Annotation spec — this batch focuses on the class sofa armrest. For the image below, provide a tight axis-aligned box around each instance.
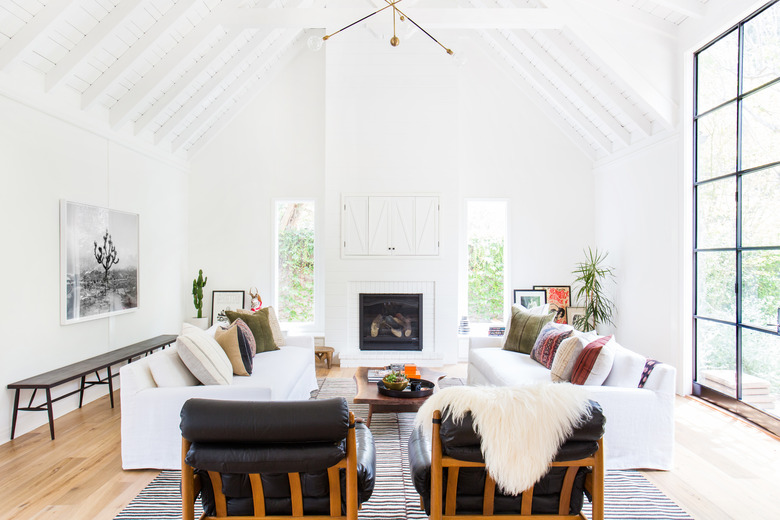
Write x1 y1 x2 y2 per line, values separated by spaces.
642 362 677 395
284 334 315 350
469 336 503 351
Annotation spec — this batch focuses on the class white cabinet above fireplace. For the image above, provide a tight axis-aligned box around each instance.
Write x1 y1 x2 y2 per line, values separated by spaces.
342 195 439 257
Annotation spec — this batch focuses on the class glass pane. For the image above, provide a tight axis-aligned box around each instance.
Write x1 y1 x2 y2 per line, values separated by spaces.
696 102 737 181
742 83 780 170
742 329 780 417
697 251 735 321
743 2 780 93
697 29 739 114
696 178 735 249
277 202 315 323
743 166 780 247
697 319 737 397
742 250 780 329
467 201 506 324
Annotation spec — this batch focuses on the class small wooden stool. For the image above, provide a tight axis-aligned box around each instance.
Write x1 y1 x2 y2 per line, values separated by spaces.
314 346 334 369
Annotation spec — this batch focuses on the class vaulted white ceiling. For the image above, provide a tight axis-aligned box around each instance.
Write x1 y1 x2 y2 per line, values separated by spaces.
0 0 709 160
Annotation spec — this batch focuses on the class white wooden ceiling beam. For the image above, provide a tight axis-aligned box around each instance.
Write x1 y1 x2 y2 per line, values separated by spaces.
187 35 308 157
0 1 76 70
154 28 277 144
171 29 303 152
471 33 598 161
81 0 199 110
109 1 242 130
652 0 705 19
509 30 631 147
221 7 564 29
45 0 145 92
484 29 614 154
569 0 677 40
541 30 653 137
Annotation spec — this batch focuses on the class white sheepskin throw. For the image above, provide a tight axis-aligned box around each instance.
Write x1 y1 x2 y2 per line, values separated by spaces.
415 383 592 495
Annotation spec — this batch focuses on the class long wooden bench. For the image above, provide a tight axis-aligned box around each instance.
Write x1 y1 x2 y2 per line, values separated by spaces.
7 334 177 440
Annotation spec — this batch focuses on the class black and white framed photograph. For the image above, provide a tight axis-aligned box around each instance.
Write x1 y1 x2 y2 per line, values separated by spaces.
60 201 139 324
212 290 245 326
567 306 586 327
513 289 547 309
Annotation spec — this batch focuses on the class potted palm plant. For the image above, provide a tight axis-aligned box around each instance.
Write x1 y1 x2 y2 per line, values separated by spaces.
571 248 616 332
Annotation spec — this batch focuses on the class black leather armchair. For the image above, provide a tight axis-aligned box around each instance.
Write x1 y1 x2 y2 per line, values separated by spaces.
408 400 606 520
180 397 376 520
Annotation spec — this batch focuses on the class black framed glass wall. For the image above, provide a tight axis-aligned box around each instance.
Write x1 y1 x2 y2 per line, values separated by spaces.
693 0 780 434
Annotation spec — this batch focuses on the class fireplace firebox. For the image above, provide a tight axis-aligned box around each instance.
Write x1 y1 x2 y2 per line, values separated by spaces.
359 293 422 351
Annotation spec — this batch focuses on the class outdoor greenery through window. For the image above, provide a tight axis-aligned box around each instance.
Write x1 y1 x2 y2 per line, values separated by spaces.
467 201 507 324
693 0 780 423
276 201 315 323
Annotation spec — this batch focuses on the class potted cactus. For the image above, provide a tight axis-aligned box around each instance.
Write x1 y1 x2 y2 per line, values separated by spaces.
189 269 208 329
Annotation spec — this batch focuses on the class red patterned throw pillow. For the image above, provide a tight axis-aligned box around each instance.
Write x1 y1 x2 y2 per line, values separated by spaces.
570 335 616 386
530 323 573 369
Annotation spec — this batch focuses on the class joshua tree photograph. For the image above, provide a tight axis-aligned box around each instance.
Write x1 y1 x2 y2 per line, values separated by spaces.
61 201 139 324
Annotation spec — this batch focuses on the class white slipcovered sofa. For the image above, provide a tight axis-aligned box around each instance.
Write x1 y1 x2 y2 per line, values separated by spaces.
468 336 676 470
120 334 318 470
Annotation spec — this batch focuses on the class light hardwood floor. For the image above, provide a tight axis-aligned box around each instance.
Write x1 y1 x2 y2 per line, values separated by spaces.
0 363 776 520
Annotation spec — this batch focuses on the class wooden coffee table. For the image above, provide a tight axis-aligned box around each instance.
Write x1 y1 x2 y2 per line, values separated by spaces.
353 367 446 427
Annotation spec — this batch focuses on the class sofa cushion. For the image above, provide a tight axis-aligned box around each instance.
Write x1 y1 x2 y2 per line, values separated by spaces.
502 306 556 354
231 346 313 399
176 323 233 386
470 348 552 387
226 309 278 353
530 322 573 369
571 336 615 386
549 331 599 383
214 320 254 376
603 340 647 388
148 346 200 388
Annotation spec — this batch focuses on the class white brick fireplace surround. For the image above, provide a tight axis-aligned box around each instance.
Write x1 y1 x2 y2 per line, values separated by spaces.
338 281 444 367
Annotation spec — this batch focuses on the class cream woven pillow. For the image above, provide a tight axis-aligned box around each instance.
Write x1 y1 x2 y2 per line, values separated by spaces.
550 336 587 383
176 323 233 385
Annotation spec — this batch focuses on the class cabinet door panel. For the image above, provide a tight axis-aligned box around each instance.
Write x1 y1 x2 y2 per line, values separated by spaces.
368 197 391 255
343 196 368 255
415 196 439 255
391 197 416 255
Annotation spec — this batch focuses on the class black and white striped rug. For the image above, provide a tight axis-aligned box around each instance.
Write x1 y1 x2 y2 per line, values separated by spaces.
115 377 691 520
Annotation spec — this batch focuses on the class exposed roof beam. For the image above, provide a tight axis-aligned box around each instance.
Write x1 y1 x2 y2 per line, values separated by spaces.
109 1 242 130
187 35 308 158
652 0 705 19
221 7 564 29
570 0 677 40
484 29 613 154
0 1 76 70
133 29 243 135
171 29 303 152
154 28 278 144
81 0 198 110
509 30 631 147
45 0 145 92
540 30 653 137
471 34 597 161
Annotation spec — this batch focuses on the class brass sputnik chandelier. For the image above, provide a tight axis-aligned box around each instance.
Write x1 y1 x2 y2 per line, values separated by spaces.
322 0 453 55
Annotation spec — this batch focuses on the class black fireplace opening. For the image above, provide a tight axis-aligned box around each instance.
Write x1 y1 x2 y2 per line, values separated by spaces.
359 293 422 351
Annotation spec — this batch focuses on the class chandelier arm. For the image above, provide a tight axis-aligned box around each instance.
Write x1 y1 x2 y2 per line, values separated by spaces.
323 0 404 41
383 1 453 54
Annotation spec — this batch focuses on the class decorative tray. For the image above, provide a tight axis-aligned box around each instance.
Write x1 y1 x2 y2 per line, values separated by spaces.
377 378 435 398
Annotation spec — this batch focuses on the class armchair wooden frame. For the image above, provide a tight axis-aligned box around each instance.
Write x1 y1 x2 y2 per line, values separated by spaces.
429 410 604 520
182 412 359 520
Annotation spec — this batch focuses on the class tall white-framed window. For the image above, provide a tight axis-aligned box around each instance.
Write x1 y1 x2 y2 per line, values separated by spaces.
274 199 319 332
465 200 509 332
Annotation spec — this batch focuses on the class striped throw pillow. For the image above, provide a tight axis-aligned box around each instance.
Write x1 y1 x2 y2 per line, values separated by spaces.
570 335 616 386
176 323 233 385
530 323 573 369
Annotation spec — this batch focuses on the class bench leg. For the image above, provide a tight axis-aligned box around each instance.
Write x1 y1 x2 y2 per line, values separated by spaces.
107 366 114 408
10 390 20 440
45 388 55 440
79 375 86 408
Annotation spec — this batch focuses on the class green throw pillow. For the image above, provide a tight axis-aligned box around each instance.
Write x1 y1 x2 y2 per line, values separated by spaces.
502 306 556 354
225 309 278 353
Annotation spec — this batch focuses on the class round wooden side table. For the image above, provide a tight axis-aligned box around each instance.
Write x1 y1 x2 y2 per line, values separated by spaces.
314 346 334 369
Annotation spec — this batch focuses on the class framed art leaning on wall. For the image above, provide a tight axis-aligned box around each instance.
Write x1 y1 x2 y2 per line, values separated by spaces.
60 200 139 324
211 290 245 326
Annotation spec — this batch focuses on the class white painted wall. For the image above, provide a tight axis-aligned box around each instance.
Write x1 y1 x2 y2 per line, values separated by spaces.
0 94 188 442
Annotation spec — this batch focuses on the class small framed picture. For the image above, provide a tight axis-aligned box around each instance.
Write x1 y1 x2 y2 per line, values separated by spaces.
513 289 547 309
567 306 586 327
211 290 245 326
533 285 571 324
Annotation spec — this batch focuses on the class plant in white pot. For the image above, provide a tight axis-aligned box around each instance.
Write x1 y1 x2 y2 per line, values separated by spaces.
190 269 208 329
571 248 615 332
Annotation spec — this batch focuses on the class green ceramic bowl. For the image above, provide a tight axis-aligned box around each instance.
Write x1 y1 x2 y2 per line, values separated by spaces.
382 378 408 391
